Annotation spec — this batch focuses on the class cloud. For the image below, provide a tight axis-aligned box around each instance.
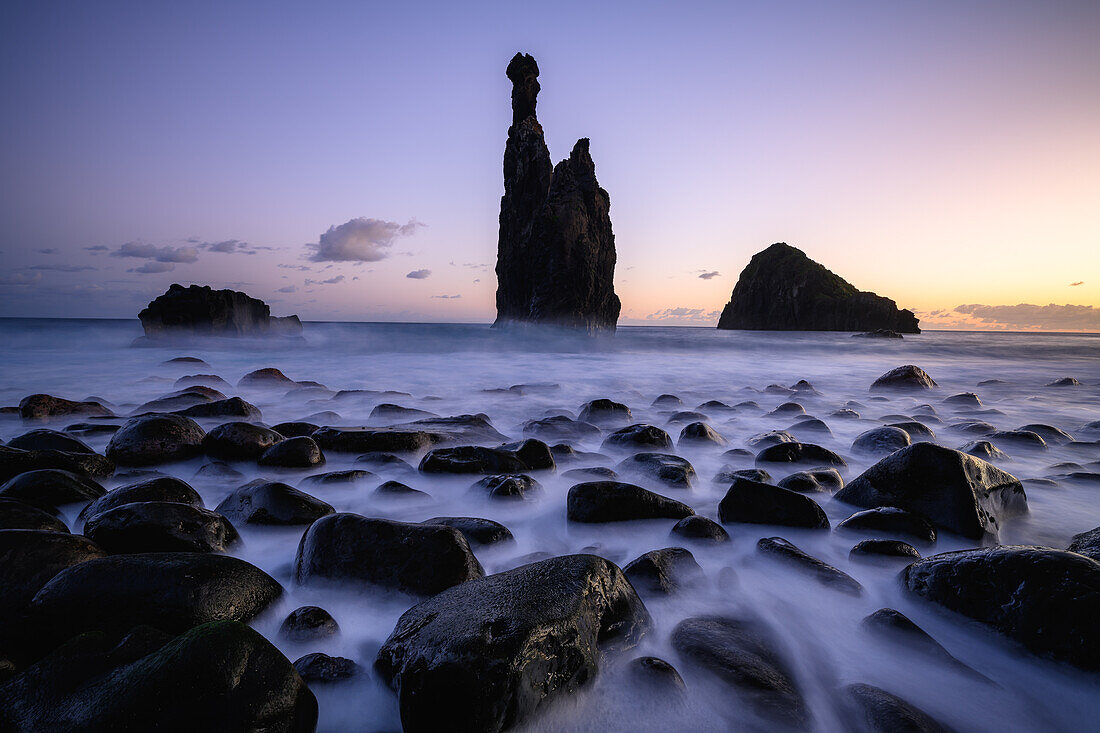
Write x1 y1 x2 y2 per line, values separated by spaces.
204 239 243 253
304 275 344 285
1070 281 1084 286
949 303 1100 331
127 262 175 274
112 241 199 263
0 271 43 285
85 245 109 253
431 294 462 299
35 248 58 254
406 269 432 279
277 285 298 293
27 264 98 272
645 306 722 324
307 217 423 262
698 271 721 280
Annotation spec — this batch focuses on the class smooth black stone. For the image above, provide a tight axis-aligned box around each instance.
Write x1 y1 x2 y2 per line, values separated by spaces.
718 478 829 529
7 429 95 455
0 469 105 511
836 507 937 544
83 501 240 554
215 481 334 526
678 422 727 446
845 683 952 733
567 481 694 523
201 422 283 461
852 426 911 455
80 476 203 522
616 452 696 488
601 424 673 452
777 468 843 493
755 441 846 467
471 473 541 500
0 499 68 532
280 606 339 642
870 365 938 391
757 537 862 595
849 539 920 561
294 652 360 683
106 414 206 466
623 547 703 595
258 436 325 468
421 516 514 546
671 515 730 542
272 421 320 438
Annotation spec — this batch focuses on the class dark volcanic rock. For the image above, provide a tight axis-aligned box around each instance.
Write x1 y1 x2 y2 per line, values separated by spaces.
616 452 696 488
471 473 542 500
0 469 105 510
0 621 317 732
1067 526 1100 561
578 398 632 425
302 469 373 486
19 394 113 421
0 530 106 623
281 606 340 642
757 537 862 595
499 438 555 470
175 396 262 420
852 426 911 455
313 426 442 454
849 539 920 561
0 446 114 484
29 553 283 639
755 441 846 467
493 54 620 332
375 554 649 733
138 283 302 337
294 513 483 595
8 429 95 454
258 436 325 467
421 516 514 546
718 478 829 528
845 683 952 733
836 507 937 544
623 547 703 595
904 546 1100 669
523 415 601 442
373 480 429 499
670 515 730 542
0 499 69 532
294 653 359 683
678 421 728 446
419 445 527 474
871 365 938 391
82 501 240 554
716 243 919 333
567 481 694 523
834 443 1027 539
215 481 333 526
106 414 206 466
272 421 319 438
777 468 843 493
602 424 673 452
201 421 283 460
671 615 808 727
79 476 203 521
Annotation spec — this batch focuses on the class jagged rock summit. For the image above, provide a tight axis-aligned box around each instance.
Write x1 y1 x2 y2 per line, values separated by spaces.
717 243 919 333
494 53 620 332
138 284 302 338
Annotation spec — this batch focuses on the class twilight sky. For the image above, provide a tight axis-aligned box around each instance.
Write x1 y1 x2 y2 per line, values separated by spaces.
1 0 1098 329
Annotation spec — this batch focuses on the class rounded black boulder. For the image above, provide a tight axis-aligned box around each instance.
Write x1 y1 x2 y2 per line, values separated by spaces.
375 554 650 733
623 547 703 595
578 398 632 425
757 537 862 595
601 424 673 452
0 499 68 532
82 501 240 554
755 441 845 467
294 652 359 683
106 414 206 466
849 539 920 561
0 529 106 622
0 445 114 484
567 481 694 523
471 473 542 500
870 365 938 391
201 422 283 461
0 620 317 732
835 443 1027 540
418 446 527 474
616 452 696 489
421 517 514 546
0 469 105 511
215 480 334 526
272 421 320 438
845 683 952 733
836 507 937 544
718 478 829 529
523 416 600 442
79 476 204 522
1067 526 1100 561
777 468 843 493
671 515 729 542
903 545 1100 669
8 429 95 454
280 606 339 642
851 426 911 455
295 513 483 596
28 552 283 640
258 436 325 468
678 422 727 447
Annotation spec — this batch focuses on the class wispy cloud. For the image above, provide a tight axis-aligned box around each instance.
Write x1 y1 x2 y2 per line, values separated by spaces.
1070 281 1084 286
406 269 431 279
127 262 175 274
35 248 58 255
698 271 721 280
112 241 199 263
27 264 98 272
304 275 344 285
307 218 424 262
0 272 43 285
431 294 461 299
644 306 722 324
277 285 297 293
951 303 1099 331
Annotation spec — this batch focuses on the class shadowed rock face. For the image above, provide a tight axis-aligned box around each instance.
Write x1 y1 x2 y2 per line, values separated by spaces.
139 283 302 337
717 243 920 333
494 53 620 332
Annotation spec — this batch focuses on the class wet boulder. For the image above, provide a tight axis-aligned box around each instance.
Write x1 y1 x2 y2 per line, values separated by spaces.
755 441 846 467
373 480 430 499
0 446 114 484
419 445 527 474
175 396 262 420
671 615 808 728
83 501 240 554
7 429 95 454
836 507 937 544
0 499 68 532
258 436 325 468
578 398 632 426
28 553 283 640
353 452 416 474
375 554 650 733
671 515 729 542
471 473 542 500
499 438 556 470
616 452 696 488
106 414 206 466
201 422 283 461
601 424 673 452
0 530 106 623
79 476 203 521
845 683 952 733
238 367 297 388
678 422 727 447
777 468 843 493
522 416 600 442
870 365 937 391
960 439 1008 461
567 481 694 523
421 517 514 546
19 394 113 420
294 653 360 683
1067 526 1100 561
1018 423 1073 445
623 547 703 596
280 606 339 642
757 537 862 595
849 539 920 561
0 621 317 732
272 421 319 438
0 469 105 511
903 545 1100 669
301 469 373 487
215 481 333 526
851 426 911 455
943 392 981 408
835 443 1027 539
294 513 483 596
718 478 829 529
986 429 1047 451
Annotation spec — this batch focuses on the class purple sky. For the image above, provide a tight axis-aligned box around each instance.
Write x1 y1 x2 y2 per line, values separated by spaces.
1 0 1098 329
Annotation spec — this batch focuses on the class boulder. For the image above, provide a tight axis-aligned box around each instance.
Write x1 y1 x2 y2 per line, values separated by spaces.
419 445 527 474
903 545 1100 669
0 621 317 732
755 441 846 467
175 397 262 420
493 54 620 332
852 426 911 455
139 283 302 337
373 480 429 499
215 481 333 526
870 365 937 391
0 530 106 623
79 476 203 521
845 683 952 733
498 438 556 470
19 394 112 420
567 481 694 523
201 422 284 461
836 507 937 544
294 653 360 683
83 501 240 554
375 554 649 733
670 515 730 542
678 422 728 447
1067 526 1100 561
105 414 206 466
716 242 919 333
0 446 114 484
0 469 105 511
756 537 862 595
313 426 442 453
280 606 339 642
294 513 483 595
776 468 843 493
302 469 374 487
471 474 542 500
718 478 829 529
421 517 514 546
258 437 325 468
272 421 320 438
578 398 632 425
834 443 1027 539
523 415 601 442
7 429 95 454
601 424 673 451
623 547 703 595
616 452 696 488
960 439 1008 461
0 499 68 533
849 539 920 561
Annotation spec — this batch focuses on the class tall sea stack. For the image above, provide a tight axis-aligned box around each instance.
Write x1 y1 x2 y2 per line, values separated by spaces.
494 53 620 332
717 243 920 333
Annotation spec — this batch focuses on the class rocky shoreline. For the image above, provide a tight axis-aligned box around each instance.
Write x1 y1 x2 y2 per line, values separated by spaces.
1 349 1098 731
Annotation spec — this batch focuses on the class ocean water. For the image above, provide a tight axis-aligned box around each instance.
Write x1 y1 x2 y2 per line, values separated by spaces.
1 318 1099 732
